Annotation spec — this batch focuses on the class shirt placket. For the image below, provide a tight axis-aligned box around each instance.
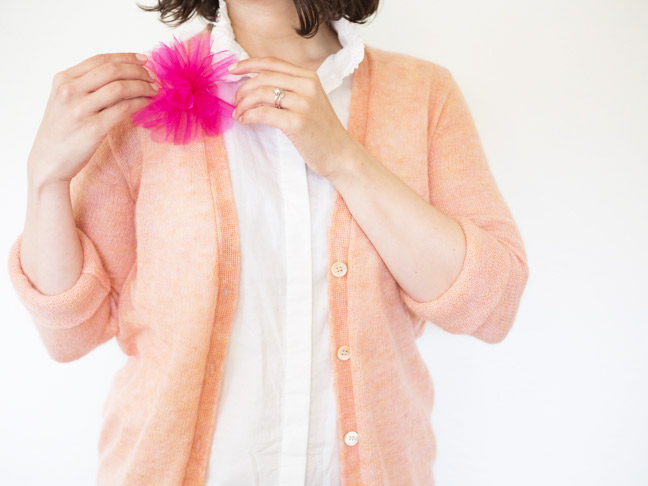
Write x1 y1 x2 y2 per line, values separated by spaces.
276 128 314 484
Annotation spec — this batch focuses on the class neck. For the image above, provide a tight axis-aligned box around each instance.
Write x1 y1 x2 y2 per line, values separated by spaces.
224 0 342 71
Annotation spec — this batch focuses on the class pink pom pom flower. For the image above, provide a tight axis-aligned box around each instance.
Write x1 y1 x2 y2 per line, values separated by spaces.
132 30 239 145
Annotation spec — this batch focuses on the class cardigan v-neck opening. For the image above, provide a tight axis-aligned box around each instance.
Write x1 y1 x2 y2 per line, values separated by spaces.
189 37 373 486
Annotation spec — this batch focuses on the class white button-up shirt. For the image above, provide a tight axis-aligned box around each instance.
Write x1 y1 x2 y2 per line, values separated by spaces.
203 0 365 484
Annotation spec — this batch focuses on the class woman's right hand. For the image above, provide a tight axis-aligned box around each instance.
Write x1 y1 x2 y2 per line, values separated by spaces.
27 52 158 188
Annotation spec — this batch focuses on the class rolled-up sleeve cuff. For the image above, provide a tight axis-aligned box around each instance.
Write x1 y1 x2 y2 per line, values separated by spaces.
7 227 111 329
398 215 512 335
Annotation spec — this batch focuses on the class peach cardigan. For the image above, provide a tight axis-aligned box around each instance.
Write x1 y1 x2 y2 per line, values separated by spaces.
7 43 529 485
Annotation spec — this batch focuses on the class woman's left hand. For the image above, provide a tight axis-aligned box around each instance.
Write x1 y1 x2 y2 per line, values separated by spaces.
229 56 356 180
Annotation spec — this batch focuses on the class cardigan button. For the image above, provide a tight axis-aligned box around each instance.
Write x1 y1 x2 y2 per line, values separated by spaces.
337 345 350 360
344 431 358 446
331 261 347 277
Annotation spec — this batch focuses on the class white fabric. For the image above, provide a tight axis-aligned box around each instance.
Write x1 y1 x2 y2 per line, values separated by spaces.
203 0 365 484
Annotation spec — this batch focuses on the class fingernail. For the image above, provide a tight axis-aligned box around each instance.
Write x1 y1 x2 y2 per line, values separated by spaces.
136 53 148 61
228 62 238 71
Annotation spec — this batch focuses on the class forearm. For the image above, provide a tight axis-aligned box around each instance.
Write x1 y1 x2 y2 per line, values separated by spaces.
327 138 466 303
21 169 83 296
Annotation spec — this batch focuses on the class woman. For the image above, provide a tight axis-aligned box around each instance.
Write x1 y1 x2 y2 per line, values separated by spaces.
7 0 529 484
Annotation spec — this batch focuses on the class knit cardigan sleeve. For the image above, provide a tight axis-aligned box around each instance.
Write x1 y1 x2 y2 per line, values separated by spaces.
7 124 137 362
399 71 529 344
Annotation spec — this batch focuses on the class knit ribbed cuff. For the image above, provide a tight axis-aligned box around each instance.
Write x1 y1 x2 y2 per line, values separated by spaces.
399 215 511 335
7 227 112 329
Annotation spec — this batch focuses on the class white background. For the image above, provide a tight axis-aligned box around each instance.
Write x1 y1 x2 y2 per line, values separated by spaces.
1 0 647 484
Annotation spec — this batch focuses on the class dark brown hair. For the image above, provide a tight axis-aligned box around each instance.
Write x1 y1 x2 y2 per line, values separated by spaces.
136 0 380 38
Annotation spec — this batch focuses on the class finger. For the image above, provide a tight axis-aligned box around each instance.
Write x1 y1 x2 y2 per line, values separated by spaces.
234 71 315 105
234 86 307 118
82 79 158 114
239 104 298 133
74 61 157 94
91 96 152 135
230 56 313 78
63 52 148 80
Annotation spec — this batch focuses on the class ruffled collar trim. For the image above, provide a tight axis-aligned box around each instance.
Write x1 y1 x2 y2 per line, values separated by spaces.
209 0 365 93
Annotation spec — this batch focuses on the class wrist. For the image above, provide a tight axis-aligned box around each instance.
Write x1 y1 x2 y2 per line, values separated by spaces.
27 170 71 202
326 137 366 188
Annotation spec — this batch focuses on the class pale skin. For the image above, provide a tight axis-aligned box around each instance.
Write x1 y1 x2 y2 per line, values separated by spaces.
227 0 467 303
22 53 158 295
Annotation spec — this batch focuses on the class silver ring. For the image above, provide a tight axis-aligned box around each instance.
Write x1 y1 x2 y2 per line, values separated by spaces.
273 87 285 109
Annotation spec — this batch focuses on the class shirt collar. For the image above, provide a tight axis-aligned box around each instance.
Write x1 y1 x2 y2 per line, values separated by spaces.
210 0 365 94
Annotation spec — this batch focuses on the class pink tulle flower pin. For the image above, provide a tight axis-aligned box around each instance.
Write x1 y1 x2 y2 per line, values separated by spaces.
132 30 239 145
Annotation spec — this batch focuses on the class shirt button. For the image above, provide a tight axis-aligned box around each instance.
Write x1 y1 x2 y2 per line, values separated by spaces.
337 345 350 361
344 431 358 446
331 261 347 277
